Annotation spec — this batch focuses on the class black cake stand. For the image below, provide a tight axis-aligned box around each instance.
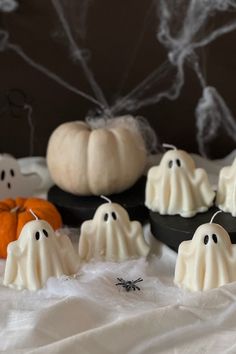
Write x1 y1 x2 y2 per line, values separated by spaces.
48 176 148 227
149 207 236 252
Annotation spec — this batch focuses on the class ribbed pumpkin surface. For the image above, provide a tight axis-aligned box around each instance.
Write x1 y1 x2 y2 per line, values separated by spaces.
0 197 62 258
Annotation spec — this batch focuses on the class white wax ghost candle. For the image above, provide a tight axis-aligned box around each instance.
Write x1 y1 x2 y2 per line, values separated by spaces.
3 210 79 291
145 145 215 217
216 157 236 216
78 197 150 262
174 211 236 291
0 155 40 198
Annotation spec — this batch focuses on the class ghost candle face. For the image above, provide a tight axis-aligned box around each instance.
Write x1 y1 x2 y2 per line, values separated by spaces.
0 155 40 199
78 202 150 262
145 148 215 217
161 149 195 172
174 222 236 291
3 218 79 291
216 157 236 216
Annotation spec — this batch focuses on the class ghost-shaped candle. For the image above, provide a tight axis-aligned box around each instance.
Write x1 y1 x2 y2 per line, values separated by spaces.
0 155 41 198
145 145 215 217
3 210 79 291
78 196 150 262
174 211 236 291
216 157 236 216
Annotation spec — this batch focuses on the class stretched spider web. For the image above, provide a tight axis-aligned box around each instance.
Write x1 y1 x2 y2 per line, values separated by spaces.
1 0 236 156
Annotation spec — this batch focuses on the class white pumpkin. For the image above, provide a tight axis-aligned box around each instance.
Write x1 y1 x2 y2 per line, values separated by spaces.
46 116 147 196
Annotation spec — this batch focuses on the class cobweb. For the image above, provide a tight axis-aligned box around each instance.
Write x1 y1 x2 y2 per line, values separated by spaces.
1 0 236 156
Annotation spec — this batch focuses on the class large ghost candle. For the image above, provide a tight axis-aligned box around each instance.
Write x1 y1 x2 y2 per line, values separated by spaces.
145 144 215 217
216 157 236 216
78 196 150 262
174 211 236 291
3 210 79 291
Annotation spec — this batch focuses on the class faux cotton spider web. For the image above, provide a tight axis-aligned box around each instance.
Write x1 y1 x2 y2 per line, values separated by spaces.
1 0 236 156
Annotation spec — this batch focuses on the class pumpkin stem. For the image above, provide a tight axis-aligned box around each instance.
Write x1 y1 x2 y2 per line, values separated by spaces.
10 206 20 213
100 195 112 203
29 209 39 220
210 210 222 224
162 143 177 150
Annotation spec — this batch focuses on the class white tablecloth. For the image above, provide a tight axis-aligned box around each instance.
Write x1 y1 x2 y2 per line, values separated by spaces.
1 152 236 354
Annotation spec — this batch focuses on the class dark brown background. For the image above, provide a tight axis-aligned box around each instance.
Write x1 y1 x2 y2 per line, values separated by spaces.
0 0 236 158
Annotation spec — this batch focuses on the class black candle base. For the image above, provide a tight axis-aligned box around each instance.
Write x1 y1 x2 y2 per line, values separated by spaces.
149 207 236 252
48 176 148 227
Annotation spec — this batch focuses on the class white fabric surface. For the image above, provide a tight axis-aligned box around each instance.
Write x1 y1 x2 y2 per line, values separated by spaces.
0 152 236 353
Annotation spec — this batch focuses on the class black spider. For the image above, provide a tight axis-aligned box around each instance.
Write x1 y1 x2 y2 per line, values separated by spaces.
115 277 143 292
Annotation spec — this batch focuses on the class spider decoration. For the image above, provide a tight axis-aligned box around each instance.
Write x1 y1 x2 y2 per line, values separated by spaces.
115 277 143 292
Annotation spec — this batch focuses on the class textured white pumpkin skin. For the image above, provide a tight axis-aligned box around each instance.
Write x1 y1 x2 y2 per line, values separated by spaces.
46 116 147 195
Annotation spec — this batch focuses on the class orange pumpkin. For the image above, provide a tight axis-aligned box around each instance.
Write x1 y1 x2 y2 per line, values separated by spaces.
0 197 62 258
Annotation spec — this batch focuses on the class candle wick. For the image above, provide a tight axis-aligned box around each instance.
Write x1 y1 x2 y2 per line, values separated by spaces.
162 143 177 150
29 208 39 220
100 195 112 203
210 210 222 224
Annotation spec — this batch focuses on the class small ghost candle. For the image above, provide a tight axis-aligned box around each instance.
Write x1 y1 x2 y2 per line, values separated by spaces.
216 157 236 216
174 211 236 291
78 196 150 262
3 209 79 291
145 144 215 217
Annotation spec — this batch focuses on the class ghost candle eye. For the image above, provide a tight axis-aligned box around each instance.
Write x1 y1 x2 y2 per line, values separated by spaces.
112 212 117 220
10 169 15 177
104 213 109 222
168 160 173 168
1 170 5 181
43 229 48 237
212 234 218 244
204 235 209 245
35 231 40 241
176 159 181 167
